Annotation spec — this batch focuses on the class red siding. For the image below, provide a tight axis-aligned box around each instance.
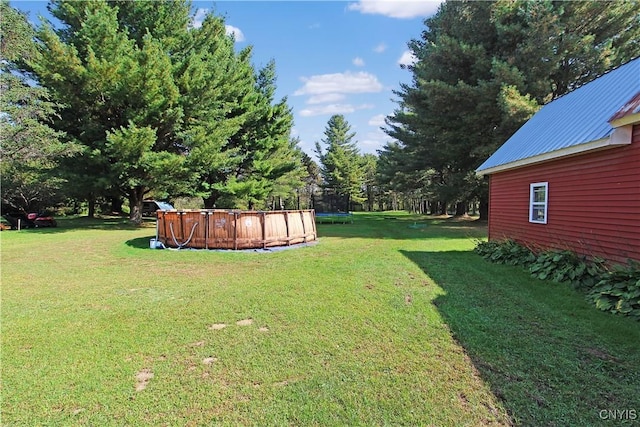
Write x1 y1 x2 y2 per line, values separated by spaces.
488 125 640 265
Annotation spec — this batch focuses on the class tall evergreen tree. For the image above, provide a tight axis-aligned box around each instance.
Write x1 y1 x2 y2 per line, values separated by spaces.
30 1 301 221
315 115 364 211
179 13 261 209
382 0 639 218
299 151 322 210
0 1 77 212
32 0 188 221
360 153 378 212
224 61 299 209
265 138 307 210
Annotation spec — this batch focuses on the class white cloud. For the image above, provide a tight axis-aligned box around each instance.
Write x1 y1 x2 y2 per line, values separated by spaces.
294 71 383 96
398 50 418 66
373 43 387 53
368 114 386 127
307 93 347 105
359 138 384 152
348 1 442 19
352 57 365 67
358 129 391 153
192 8 208 29
300 104 355 117
192 10 245 43
299 103 374 117
225 25 245 42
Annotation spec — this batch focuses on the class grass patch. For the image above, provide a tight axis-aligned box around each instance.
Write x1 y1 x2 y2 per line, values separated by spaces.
2 212 638 425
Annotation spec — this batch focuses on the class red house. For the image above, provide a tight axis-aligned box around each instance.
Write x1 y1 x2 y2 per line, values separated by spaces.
476 58 640 265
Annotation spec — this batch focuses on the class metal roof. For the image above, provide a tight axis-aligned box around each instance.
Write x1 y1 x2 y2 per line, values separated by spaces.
476 58 640 174
609 91 640 123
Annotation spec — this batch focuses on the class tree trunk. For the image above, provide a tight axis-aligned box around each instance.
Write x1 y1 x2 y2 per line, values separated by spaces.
128 186 145 225
203 190 221 209
110 197 124 215
479 199 489 221
439 201 448 215
87 194 96 218
455 201 467 216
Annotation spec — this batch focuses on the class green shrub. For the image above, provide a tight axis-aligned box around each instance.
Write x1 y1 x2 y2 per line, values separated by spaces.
474 239 535 266
475 240 639 321
529 250 606 290
588 261 640 320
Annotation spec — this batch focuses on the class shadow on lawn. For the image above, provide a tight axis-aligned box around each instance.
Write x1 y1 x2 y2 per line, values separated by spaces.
3 216 156 234
401 249 640 426
125 236 156 249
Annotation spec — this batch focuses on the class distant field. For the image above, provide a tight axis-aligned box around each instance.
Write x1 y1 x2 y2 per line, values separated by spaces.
2 212 638 426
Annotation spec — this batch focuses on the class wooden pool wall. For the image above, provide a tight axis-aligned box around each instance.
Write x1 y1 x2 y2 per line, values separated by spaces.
156 209 317 249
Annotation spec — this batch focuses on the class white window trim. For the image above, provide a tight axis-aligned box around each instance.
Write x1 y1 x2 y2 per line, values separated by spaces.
529 182 548 224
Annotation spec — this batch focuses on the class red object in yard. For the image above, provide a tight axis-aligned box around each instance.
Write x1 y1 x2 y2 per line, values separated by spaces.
487 129 640 265
477 59 640 265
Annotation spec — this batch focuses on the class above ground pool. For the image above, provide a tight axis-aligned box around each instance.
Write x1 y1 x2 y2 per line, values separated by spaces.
155 209 317 250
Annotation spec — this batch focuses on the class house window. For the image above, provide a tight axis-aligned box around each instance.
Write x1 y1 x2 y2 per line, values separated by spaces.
529 182 548 224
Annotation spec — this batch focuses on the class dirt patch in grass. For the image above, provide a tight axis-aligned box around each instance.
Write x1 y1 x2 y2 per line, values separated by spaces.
135 369 154 391
208 323 227 330
236 318 253 326
202 357 217 365
583 347 619 363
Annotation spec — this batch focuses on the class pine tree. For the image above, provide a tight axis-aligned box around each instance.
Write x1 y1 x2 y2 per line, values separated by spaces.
0 2 77 212
382 0 639 218
299 152 322 210
31 1 301 221
360 153 378 212
265 139 307 210
179 14 260 209
32 0 188 222
315 115 364 211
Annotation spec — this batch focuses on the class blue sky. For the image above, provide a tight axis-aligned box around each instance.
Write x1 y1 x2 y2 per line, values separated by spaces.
13 1 443 158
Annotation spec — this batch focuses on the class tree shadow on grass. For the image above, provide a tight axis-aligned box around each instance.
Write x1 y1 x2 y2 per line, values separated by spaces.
3 216 156 234
401 249 640 426
125 236 155 249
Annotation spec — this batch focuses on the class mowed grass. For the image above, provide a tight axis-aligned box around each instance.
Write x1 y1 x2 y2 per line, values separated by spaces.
2 213 638 426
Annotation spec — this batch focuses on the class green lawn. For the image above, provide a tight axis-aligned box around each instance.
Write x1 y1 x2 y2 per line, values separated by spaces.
2 213 638 426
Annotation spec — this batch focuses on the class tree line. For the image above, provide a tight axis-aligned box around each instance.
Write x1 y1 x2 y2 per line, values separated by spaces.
1 0 310 223
2 0 637 223
378 0 638 219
